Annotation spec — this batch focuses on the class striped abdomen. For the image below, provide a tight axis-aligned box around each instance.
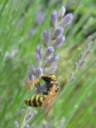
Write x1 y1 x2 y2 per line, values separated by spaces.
24 95 47 107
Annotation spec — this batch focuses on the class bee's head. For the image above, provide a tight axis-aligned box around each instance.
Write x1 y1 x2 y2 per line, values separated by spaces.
42 74 56 82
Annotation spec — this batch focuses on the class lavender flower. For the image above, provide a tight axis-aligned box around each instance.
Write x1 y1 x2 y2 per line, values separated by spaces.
28 64 36 75
69 71 74 79
69 36 95 81
43 30 50 47
74 62 78 69
44 46 54 58
21 109 25 115
21 5 73 128
44 54 59 67
16 17 23 27
36 67 42 78
58 6 66 21
52 27 64 39
15 121 19 128
79 60 86 68
24 125 29 128
28 71 34 81
36 45 42 59
70 77 76 81
35 12 45 25
43 65 57 75
50 10 57 28
15 107 33 128
24 5 73 88
52 36 65 48
59 13 73 27
34 53 42 67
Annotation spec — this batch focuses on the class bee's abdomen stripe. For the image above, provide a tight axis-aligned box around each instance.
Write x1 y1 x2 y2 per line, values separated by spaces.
24 95 47 107
27 98 30 106
29 98 31 106
33 96 37 107
36 95 40 106
31 97 34 106
38 96 42 106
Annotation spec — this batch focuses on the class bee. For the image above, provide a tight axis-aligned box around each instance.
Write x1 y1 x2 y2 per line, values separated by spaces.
23 74 60 117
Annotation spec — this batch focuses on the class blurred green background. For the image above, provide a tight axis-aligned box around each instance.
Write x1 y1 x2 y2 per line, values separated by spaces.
0 0 96 128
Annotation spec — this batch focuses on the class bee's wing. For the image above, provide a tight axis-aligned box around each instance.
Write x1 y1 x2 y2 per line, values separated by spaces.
41 83 56 114
45 92 58 118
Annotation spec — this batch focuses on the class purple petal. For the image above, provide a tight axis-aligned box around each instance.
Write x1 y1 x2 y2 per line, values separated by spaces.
60 13 73 27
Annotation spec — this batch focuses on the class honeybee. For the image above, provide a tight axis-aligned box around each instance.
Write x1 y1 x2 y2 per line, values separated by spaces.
24 74 60 117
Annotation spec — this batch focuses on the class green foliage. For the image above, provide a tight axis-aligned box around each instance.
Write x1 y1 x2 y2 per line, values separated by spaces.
0 0 96 128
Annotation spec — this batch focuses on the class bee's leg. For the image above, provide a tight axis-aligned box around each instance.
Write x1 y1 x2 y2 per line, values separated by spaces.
23 78 39 89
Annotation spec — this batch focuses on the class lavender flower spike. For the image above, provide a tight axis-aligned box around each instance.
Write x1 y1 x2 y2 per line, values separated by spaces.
42 30 50 47
44 54 59 67
60 13 73 27
36 67 42 78
52 36 65 49
44 46 54 58
50 10 57 28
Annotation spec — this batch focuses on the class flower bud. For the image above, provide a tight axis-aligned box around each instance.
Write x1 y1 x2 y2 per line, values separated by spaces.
86 49 92 55
70 77 76 81
86 44 90 49
58 6 66 21
24 125 29 128
28 107 31 114
28 64 36 75
74 62 78 70
44 46 54 58
35 12 45 25
21 109 25 115
43 30 50 47
50 10 57 28
34 53 42 67
79 52 83 59
77 52 83 62
27 113 33 121
36 67 42 78
36 45 42 59
14 121 19 128
28 71 34 81
60 13 72 27
69 71 73 79
79 60 86 68
52 36 65 48
52 26 64 39
44 54 59 67
43 65 57 75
